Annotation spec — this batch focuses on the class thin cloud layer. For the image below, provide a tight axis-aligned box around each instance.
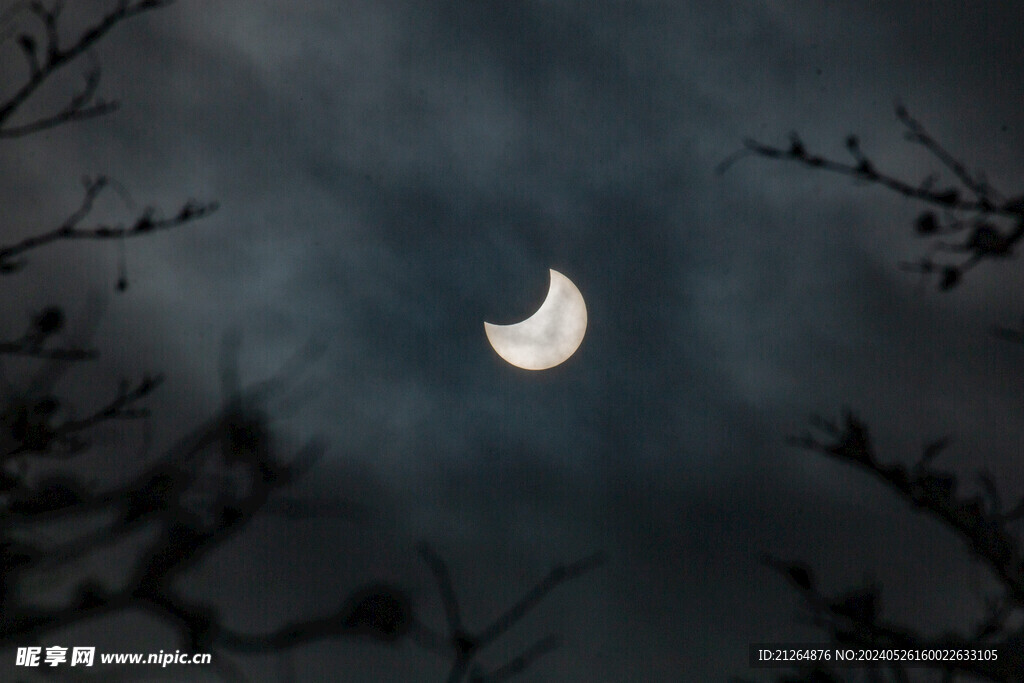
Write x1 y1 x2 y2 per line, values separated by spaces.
1 0 1021 678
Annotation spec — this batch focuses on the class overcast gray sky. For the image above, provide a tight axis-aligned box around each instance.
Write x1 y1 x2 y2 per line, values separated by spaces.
2 1 1024 680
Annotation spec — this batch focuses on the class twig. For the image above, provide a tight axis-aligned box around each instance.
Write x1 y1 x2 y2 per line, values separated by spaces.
416 544 605 683
728 105 1024 290
765 557 1022 681
418 542 466 637
4 374 162 457
736 135 1003 216
794 413 1024 620
0 0 174 135
895 103 1001 206
0 176 218 273
475 552 606 646
488 635 561 681
0 341 97 360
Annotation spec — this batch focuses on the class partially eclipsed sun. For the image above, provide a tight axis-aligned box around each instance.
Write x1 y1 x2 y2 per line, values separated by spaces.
484 269 587 370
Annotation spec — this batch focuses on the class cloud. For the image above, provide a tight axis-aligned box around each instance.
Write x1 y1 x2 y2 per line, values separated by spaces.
2 0 1022 678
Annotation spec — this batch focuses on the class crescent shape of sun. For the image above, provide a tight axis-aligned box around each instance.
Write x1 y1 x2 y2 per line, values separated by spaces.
484 269 587 370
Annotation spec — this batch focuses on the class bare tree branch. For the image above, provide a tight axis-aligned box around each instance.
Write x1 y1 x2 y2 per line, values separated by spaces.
415 544 605 683
0 341 96 360
475 552 606 647
0 175 218 274
4 374 162 457
486 635 561 681
894 103 1002 206
418 541 466 637
0 0 174 136
0 65 118 138
794 412 1024 608
765 555 1024 682
762 412 1024 682
724 105 1024 290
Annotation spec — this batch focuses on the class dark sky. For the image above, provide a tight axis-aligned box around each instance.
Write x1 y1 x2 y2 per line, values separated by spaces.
3 1 1024 680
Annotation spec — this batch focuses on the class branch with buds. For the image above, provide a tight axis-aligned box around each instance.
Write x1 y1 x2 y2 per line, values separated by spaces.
0 175 217 278
0 0 174 138
720 104 1024 290
739 413 1024 682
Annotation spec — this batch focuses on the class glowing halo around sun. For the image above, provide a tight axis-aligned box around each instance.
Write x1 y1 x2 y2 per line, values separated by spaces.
484 269 587 370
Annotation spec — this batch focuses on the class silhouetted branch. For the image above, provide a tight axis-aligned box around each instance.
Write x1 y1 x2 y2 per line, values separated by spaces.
0 63 118 138
0 175 218 274
0 349 332 654
732 134 998 215
415 543 605 683
0 430 324 651
768 412 1024 681
475 552 606 646
0 0 173 136
725 104 1024 290
0 341 96 360
764 556 1024 682
793 412 1024 608
418 542 466 637
484 635 562 681
3 374 161 457
894 104 1002 206
218 582 415 654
